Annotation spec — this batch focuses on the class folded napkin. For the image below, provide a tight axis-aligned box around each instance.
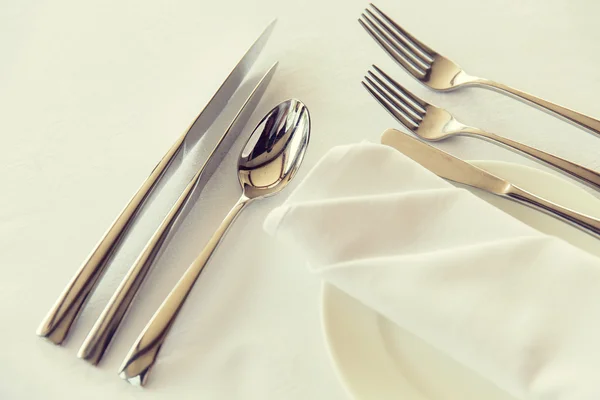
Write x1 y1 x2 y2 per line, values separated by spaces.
263 142 600 400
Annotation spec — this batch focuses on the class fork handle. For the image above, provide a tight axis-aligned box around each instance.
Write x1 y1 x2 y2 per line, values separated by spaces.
465 127 600 192
474 79 600 138
36 133 186 345
506 185 600 238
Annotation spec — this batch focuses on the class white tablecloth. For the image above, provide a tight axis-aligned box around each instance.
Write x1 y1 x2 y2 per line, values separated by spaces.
2 0 599 398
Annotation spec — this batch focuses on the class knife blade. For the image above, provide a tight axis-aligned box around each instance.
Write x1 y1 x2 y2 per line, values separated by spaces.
381 128 600 238
37 21 277 345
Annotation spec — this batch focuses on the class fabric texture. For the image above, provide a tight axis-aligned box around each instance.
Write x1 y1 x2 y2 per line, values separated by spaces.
264 142 600 400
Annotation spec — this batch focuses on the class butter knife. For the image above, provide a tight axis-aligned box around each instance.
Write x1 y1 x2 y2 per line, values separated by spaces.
37 20 276 345
381 129 600 238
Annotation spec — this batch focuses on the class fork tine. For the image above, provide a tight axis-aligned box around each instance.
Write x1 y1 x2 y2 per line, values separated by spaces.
359 16 427 79
366 70 425 121
372 65 428 112
363 9 431 71
363 77 420 131
368 3 435 62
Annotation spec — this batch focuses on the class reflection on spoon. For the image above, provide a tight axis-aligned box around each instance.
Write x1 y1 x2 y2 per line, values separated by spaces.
118 99 310 386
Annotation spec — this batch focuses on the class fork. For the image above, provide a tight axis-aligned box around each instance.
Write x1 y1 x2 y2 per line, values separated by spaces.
363 65 600 191
359 4 600 138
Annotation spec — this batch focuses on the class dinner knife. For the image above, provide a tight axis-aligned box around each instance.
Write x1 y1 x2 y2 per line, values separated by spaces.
37 20 277 345
78 62 278 365
381 129 600 238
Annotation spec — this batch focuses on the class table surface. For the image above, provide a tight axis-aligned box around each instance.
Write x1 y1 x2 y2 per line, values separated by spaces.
2 0 600 398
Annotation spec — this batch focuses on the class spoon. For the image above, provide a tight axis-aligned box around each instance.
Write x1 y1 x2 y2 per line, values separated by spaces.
118 99 310 386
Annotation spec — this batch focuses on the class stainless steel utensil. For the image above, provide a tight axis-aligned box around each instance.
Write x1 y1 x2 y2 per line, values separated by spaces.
77 63 279 366
118 99 311 386
36 21 276 345
362 65 600 191
381 128 600 237
360 4 600 138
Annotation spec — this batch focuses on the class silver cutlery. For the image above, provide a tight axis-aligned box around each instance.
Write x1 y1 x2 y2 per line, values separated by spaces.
36 21 276 345
77 63 279 366
381 128 600 238
360 4 600 138
118 99 311 386
362 65 600 191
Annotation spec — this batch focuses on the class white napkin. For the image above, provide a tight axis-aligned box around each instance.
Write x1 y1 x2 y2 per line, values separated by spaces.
263 142 600 400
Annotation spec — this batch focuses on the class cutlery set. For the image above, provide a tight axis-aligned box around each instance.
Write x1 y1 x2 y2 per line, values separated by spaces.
37 21 311 386
360 4 600 236
79 64 280 366
36 2 600 390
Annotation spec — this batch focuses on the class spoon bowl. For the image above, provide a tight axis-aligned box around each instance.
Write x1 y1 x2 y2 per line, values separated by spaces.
239 99 310 199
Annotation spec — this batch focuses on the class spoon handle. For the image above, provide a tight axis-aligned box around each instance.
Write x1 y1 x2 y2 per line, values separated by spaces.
118 195 251 386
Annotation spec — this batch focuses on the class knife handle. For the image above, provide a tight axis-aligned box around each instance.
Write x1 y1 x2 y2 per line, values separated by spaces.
36 133 186 345
470 128 600 192
507 185 600 238
77 166 202 365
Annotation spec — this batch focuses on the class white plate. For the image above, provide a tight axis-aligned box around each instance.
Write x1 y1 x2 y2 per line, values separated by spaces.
321 160 600 400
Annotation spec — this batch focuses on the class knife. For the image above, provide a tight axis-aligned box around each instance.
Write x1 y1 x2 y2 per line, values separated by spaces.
381 129 600 238
77 62 278 365
37 20 277 345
